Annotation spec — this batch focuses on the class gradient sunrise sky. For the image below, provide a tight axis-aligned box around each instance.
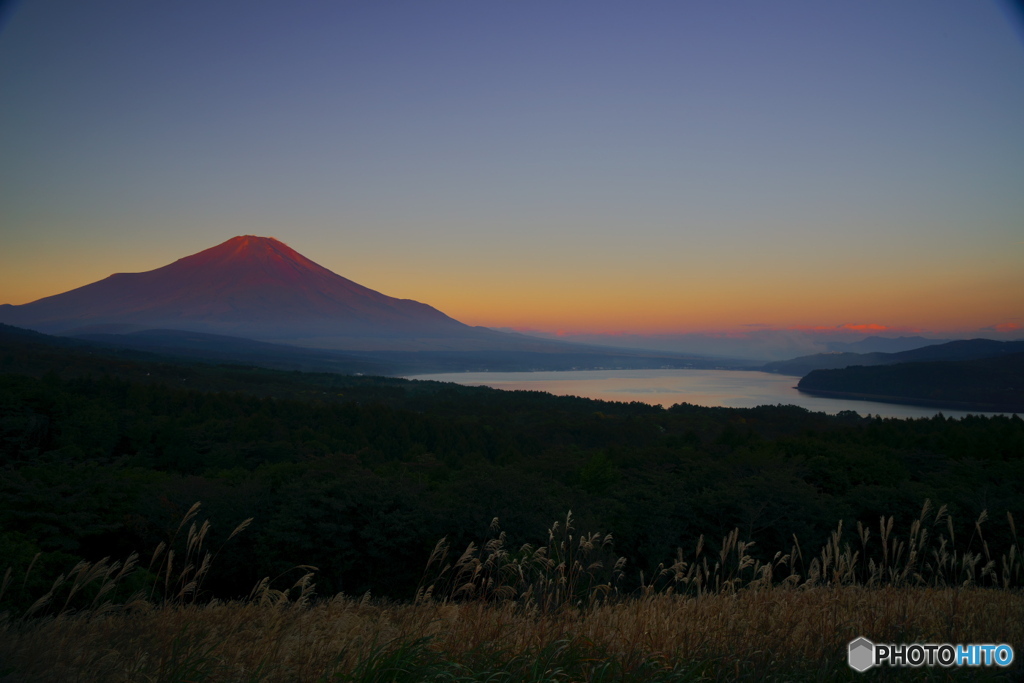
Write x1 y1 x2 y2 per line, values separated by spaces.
1 1 1022 337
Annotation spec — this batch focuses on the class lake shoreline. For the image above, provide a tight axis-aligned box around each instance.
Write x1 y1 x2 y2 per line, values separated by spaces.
796 387 1022 414
407 368 1013 419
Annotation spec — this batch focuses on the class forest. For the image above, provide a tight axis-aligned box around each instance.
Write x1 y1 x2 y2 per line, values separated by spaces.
1 323 1022 610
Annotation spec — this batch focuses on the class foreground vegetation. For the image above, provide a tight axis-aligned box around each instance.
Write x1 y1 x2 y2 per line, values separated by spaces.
4 587 1022 681
3 328 1022 604
1 326 1022 679
2 503 1022 681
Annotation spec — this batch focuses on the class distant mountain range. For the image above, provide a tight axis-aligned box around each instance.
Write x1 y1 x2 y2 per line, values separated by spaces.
823 335 953 354
760 339 1024 377
0 323 736 376
0 236 735 374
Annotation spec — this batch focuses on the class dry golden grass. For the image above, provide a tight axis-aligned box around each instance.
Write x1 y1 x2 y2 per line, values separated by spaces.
1 587 1022 682
1 502 1021 681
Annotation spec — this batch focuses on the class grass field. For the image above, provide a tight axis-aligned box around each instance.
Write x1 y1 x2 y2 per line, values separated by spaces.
2 587 1022 681
2 503 1021 682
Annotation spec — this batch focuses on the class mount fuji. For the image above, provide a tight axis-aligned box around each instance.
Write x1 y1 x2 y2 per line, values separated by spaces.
0 235 531 350
0 236 727 371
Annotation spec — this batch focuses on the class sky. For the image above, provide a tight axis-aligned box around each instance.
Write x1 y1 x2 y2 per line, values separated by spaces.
1 0 1022 341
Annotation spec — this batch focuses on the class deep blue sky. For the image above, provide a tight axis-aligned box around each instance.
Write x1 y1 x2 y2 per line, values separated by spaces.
1 1 1022 335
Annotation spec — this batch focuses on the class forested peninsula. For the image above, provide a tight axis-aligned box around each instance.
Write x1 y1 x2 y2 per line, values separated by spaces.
798 353 1024 413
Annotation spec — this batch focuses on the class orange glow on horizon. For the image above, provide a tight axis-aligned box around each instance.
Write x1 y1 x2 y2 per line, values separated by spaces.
505 323 938 338
409 250 1023 336
2 233 1021 340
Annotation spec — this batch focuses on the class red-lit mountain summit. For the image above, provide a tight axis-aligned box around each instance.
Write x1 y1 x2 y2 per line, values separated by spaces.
0 236 491 347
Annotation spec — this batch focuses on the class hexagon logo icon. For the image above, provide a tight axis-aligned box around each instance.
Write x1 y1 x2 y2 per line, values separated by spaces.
848 637 875 672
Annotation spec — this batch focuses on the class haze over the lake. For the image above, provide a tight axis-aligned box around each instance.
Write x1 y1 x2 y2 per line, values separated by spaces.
1 1 1022 349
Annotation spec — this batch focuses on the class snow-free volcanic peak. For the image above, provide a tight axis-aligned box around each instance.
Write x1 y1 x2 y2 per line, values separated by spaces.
0 235 480 346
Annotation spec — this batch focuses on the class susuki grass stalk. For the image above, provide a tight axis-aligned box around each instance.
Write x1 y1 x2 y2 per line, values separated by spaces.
1 500 1021 682
418 500 1022 609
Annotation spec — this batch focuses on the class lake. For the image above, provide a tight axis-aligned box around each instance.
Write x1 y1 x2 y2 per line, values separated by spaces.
406 368 1011 420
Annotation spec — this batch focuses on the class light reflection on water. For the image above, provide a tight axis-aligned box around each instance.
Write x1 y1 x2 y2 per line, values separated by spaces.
406 369 1011 420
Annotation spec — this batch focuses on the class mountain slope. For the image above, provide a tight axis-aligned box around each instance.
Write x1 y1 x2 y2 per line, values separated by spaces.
0 236 471 342
0 237 728 365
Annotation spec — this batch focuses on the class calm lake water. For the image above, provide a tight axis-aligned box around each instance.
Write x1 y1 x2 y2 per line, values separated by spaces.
406 369 1011 420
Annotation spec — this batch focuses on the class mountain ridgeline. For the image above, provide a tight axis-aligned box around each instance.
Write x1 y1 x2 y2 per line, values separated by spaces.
761 338 1024 377
0 236 475 343
0 236 725 373
1 236 1019 399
